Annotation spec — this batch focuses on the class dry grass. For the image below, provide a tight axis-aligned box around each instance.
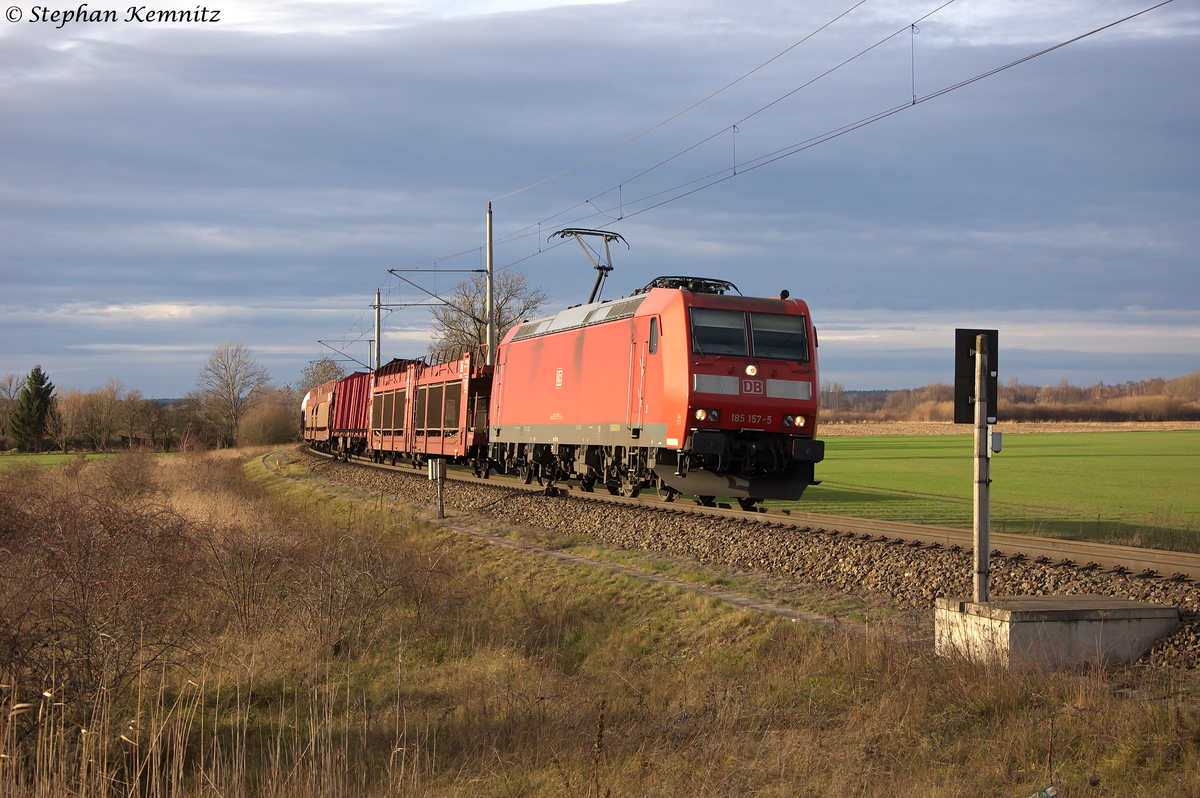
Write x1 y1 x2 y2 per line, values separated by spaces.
0 450 1198 796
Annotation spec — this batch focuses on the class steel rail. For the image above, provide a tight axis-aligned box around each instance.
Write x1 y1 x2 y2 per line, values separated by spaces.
311 448 1200 584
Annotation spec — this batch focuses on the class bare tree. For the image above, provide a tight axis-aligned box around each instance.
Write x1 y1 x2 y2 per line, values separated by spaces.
197 340 271 446
428 269 548 362
298 356 346 395
49 388 87 452
82 378 124 451
0 373 25 442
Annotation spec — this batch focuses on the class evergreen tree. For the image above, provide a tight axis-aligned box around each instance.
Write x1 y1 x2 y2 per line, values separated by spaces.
8 365 54 452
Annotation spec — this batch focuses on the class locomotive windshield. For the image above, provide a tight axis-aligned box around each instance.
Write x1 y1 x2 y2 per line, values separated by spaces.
690 308 810 362
690 308 748 356
750 312 809 362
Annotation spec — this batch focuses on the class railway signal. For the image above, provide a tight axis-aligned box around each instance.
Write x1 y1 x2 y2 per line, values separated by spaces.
955 329 999 602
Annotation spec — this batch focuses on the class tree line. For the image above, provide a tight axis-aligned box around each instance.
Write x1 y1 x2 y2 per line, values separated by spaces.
820 371 1200 423
2 342 346 453
2 267 548 453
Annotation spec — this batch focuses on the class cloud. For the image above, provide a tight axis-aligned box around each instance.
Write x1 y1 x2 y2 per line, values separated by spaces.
0 0 1196 395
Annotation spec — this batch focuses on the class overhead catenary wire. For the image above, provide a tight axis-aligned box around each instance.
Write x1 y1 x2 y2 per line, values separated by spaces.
483 0 1177 263
489 0 959 251
339 0 1175 353
394 1 945 272
404 0 873 273
488 0 871 204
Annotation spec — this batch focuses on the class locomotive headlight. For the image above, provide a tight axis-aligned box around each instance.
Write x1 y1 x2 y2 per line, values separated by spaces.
795 415 807 427
695 409 708 421
745 364 758 376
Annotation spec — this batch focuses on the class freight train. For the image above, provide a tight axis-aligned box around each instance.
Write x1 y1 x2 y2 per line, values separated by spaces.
301 276 825 507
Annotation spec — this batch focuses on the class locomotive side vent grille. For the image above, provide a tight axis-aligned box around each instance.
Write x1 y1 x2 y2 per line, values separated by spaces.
765 380 812 400
693 374 739 395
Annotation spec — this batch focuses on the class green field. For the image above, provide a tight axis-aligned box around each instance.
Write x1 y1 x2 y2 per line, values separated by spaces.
0 451 118 470
778 430 1200 550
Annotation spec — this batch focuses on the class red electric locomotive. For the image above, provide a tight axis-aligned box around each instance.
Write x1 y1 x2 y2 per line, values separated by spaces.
488 276 824 507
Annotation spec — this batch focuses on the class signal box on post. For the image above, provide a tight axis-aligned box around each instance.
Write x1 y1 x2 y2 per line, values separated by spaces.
954 328 998 424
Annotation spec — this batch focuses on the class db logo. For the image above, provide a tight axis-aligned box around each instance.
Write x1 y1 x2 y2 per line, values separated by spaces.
741 378 764 395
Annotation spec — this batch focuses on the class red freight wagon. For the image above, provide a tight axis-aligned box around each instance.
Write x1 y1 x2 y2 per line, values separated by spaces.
303 371 372 460
301 379 336 444
330 371 372 436
368 354 492 473
489 276 824 506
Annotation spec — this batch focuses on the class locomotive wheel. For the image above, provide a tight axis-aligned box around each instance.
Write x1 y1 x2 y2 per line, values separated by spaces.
620 479 641 499
696 495 717 507
737 497 763 511
605 483 621 496
579 476 596 493
657 486 679 503
520 464 535 484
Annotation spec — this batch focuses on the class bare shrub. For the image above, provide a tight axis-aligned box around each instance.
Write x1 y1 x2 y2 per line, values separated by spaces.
908 399 953 422
236 391 299 446
93 452 160 502
0 475 203 711
292 529 428 655
203 528 299 636
1106 395 1197 422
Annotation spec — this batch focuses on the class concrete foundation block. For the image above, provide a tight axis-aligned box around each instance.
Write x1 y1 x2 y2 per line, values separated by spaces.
935 594 1179 669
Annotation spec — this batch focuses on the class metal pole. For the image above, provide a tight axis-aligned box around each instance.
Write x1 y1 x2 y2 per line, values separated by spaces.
374 288 381 371
437 461 446 519
973 333 990 603
485 202 495 366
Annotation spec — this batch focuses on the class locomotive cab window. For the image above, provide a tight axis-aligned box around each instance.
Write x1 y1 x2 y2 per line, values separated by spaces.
649 317 659 354
750 312 810 363
690 308 748 356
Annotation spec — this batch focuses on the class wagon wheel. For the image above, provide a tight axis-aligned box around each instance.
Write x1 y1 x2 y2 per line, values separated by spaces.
620 477 642 499
579 476 596 493
696 495 717 507
737 497 763 511
389 452 398 467
519 463 535 484
605 482 622 496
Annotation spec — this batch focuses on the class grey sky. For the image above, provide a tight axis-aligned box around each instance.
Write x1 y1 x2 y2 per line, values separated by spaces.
2 0 1197 394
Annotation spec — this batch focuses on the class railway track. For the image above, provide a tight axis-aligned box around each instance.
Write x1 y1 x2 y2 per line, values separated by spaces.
299 447 1200 668
315 448 1200 585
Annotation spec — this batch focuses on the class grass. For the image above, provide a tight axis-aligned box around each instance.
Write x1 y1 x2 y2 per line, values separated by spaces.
2 448 1200 795
777 430 1200 550
0 451 119 470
